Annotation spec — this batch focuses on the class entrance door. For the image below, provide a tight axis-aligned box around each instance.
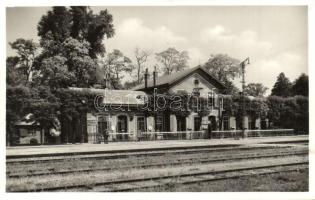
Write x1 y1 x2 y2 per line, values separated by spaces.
194 116 201 131
155 116 164 132
117 115 128 141
117 115 128 133
97 116 109 143
137 116 146 132
176 116 186 131
208 116 217 130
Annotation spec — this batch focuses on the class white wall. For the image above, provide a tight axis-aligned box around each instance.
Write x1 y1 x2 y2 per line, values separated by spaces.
169 73 219 97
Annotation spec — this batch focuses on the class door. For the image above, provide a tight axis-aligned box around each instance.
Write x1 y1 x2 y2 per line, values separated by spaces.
177 116 186 131
97 116 109 143
137 116 146 132
117 115 128 133
155 116 164 132
208 116 217 130
117 115 128 141
194 116 201 131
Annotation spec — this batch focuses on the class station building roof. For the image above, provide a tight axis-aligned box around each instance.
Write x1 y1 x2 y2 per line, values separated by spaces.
132 65 226 91
69 87 148 106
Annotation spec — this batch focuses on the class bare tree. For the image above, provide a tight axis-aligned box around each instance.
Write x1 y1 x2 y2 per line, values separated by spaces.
134 47 151 84
155 47 189 75
99 49 133 89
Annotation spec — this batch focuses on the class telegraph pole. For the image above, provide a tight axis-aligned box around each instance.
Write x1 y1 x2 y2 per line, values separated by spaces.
240 57 250 138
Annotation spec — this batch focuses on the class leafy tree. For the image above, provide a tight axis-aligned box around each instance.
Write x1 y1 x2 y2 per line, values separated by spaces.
250 98 269 120
244 83 268 97
281 96 308 133
70 6 89 39
56 88 101 143
266 96 284 128
7 6 116 145
155 47 189 75
203 54 241 95
6 57 26 86
36 37 97 89
294 96 308 133
38 7 72 49
224 80 240 95
9 38 38 84
6 86 32 145
271 72 292 97
38 6 115 58
134 47 151 84
204 54 241 82
37 6 115 88
62 37 97 87
86 9 115 58
26 86 61 129
99 49 133 89
38 56 72 89
291 73 308 96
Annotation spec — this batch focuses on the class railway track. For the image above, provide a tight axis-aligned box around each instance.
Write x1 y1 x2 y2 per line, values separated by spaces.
108 163 308 192
6 145 300 165
7 150 308 178
10 161 308 192
6 140 308 192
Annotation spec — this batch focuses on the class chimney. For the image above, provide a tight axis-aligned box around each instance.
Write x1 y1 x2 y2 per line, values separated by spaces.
144 68 148 88
153 66 157 87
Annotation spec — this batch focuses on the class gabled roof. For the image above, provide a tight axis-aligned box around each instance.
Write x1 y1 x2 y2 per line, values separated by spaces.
69 87 147 105
132 65 226 91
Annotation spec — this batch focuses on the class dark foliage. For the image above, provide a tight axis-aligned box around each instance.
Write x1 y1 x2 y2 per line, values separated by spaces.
291 73 308 97
271 72 292 97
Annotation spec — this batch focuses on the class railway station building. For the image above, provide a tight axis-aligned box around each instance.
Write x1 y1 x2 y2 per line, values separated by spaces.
66 66 267 143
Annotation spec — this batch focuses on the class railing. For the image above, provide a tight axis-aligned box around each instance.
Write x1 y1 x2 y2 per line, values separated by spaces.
89 129 295 143
212 129 295 138
138 131 206 141
89 132 136 143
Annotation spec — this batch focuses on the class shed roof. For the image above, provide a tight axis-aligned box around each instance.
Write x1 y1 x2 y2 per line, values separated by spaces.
69 87 148 105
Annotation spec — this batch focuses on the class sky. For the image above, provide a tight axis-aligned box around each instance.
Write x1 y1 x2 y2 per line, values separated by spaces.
6 6 308 94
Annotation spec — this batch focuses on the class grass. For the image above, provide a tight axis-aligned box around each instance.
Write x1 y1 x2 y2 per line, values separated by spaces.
137 169 309 192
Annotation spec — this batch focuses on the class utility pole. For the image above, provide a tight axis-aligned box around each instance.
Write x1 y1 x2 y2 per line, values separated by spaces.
240 57 250 138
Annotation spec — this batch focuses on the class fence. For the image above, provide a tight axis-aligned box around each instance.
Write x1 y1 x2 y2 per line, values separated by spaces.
139 129 295 141
138 131 207 141
89 132 136 143
212 129 294 139
89 129 295 143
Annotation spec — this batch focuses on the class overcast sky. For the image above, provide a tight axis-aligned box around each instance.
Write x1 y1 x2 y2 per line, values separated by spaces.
6 6 308 94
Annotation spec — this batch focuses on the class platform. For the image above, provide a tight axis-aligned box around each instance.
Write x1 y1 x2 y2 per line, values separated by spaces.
6 135 308 157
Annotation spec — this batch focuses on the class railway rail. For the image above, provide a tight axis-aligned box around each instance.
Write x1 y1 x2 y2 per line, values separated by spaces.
10 161 308 192
7 150 308 178
108 163 308 192
6 139 309 192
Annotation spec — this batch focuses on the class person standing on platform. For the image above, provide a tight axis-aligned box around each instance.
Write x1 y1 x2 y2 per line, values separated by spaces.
207 122 212 139
103 129 109 144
